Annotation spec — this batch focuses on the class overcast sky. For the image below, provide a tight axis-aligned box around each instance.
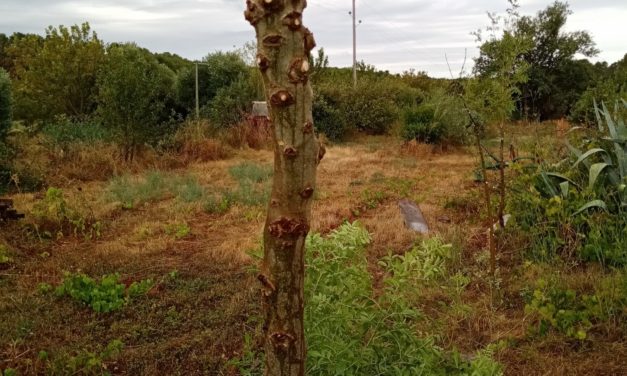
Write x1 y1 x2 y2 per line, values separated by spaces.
1 0 625 77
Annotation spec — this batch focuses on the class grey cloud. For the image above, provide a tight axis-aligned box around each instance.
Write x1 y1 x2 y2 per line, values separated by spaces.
0 0 625 77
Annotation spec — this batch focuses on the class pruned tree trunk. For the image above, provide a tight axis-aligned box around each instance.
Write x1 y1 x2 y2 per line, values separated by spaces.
244 1 322 375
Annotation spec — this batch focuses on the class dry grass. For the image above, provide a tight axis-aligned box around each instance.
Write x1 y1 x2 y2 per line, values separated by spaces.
1 130 625 375
222 121 272 150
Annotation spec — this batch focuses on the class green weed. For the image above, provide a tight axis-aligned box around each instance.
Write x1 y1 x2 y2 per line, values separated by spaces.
30 187 101 240
525 279 595 340
54 272 153 313
203 194 231 214
164 222 191 239
47 339 124 376
381 237 458 306
524 273 626 340
0 244 11 265
361 189 388 209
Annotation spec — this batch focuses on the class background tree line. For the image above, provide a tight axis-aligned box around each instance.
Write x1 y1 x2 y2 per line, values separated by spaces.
0 1 625 156
0 23 262 158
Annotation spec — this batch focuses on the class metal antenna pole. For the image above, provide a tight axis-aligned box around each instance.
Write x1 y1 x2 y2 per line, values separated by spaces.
352 0 357 89
195 62 200 120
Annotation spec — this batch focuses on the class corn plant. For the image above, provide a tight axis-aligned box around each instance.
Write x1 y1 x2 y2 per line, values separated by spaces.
542 100 627 215
515 100 627 264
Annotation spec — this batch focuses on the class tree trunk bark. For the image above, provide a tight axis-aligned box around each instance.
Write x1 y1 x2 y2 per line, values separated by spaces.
244 1 322 375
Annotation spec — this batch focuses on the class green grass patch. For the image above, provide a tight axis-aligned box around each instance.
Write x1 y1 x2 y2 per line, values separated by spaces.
106 164 272 215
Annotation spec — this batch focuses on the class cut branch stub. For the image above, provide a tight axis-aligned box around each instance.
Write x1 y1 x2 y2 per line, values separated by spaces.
269 332 295 351
261 0 284 12
270 90 294 107
303 28 316 55
258 274 277 297
263 34 284 48
283 11 303 31
317 143 326 163
303 121 314 134
300 187 314 199
283 146 298 159
268 217 310 239
244 0 265 25
288 58 310 84
256 53 270 72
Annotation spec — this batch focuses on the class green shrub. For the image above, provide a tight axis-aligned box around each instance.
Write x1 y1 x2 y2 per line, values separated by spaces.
315 79 398 136
402 106 440 143
0 68 11 141
508 170 627 264
0 141 13 195
55 272 153 313
232 223 502 375
11 23 105 122
343 82 398 135
313 93 348 141
97 43 177 160
570 83 626 125
207 75 258 128
176 52 250 115
0 68 13 193
41 115 110 151
402 88 471 145
382 237 456 286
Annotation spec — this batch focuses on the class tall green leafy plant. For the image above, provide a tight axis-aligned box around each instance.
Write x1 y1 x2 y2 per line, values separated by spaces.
550 100 627 213
510 100 627 265
465 0 532 282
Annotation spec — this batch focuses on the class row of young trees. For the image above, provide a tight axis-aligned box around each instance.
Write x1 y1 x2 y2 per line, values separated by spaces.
0 23 261 157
